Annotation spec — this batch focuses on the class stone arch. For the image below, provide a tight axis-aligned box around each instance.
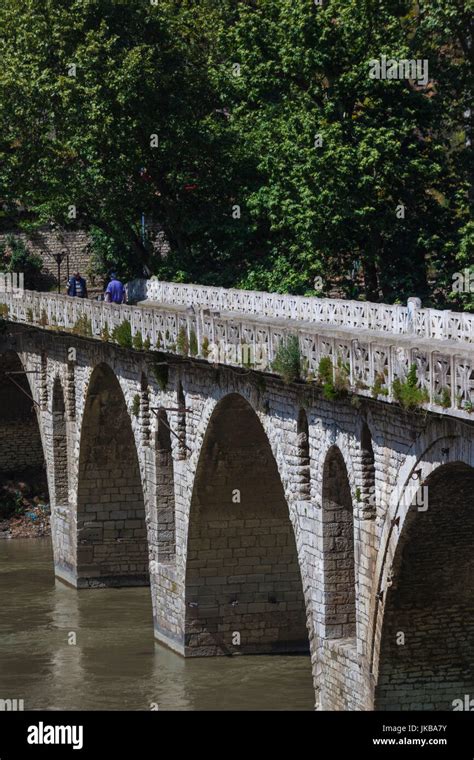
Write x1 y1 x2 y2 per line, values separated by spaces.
76 362 149 587
369 421 473 678
52 377 68 507
374 461 474 710
0 350 46 481
155 407 176 563
296 408 310 500
185 392 309 656
322 445 356 639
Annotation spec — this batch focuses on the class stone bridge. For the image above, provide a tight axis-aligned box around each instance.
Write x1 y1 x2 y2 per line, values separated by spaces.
0 282 473 711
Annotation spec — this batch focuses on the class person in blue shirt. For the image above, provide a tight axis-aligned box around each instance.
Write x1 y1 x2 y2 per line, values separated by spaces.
67 272 88 298
105 272 126 304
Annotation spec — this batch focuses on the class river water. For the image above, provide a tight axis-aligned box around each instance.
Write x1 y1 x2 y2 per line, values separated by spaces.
0 538 314 710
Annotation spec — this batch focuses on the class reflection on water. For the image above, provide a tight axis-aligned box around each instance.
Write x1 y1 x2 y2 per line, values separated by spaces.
0 539 314 710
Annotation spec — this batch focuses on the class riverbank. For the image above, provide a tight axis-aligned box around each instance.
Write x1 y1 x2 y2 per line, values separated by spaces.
0 472 50 539
0 507 50 539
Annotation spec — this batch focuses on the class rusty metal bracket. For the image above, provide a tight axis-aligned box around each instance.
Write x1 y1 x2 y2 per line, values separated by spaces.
3 370 40 408
150 406 192 452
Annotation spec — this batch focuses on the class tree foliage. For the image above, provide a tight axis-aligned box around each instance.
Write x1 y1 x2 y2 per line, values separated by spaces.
0 0 471 307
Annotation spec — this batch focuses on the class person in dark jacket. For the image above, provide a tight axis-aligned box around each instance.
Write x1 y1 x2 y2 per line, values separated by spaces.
67 272 88 298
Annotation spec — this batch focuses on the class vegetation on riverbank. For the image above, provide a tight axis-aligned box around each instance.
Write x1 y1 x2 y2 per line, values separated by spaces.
0 474 50 539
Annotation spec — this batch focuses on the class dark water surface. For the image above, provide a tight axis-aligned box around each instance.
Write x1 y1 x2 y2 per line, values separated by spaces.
0 539 314 710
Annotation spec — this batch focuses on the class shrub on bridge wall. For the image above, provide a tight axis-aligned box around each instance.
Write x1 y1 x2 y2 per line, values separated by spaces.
317 356 333 386
177 326 189 356
317 355 350 401
437 387 451 409
372 371 389 399
201 335 210 359
72 315 92 337
0 304 9 318
100 323 111 342
112 319 132 348
190 329 198 357
39 309 48 327
392 364 429 410
131 331 151 350
131 393 140 418
272 335 301 383
132 331 143 350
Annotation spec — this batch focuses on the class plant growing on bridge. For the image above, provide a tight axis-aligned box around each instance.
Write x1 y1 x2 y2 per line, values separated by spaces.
189 329 198 357
437 387 452 409
132 331 143 350
143 336 151 351
177 326 189 356
26 307 33 323
201 336 210 359
272 335 301 384
317 356 333 386
72 315 92 337
392 364 429 411
100 323 110 342
0 304 9 318
317 356 350 401
131 393 140 418
112 320 132 348
39 309 48 327
372 371 389 399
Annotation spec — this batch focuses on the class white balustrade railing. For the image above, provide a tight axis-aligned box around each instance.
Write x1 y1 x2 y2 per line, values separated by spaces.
140 278 474 344
0 285 473 417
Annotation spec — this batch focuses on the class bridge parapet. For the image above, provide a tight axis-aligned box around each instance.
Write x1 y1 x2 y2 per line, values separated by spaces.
139 278 474 344
0 285 473 418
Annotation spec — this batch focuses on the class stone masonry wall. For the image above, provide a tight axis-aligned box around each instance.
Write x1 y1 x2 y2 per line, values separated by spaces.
0 421 44 473
0 228 91 286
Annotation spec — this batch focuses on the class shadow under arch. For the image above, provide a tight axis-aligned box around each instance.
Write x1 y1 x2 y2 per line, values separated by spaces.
76 362 149 588
185 392 310 656
374 461 474 710
0 349 47 491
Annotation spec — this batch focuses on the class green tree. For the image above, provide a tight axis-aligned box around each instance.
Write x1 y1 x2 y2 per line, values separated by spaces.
217 0 472 304
0 0 471 307
0 0 250 282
